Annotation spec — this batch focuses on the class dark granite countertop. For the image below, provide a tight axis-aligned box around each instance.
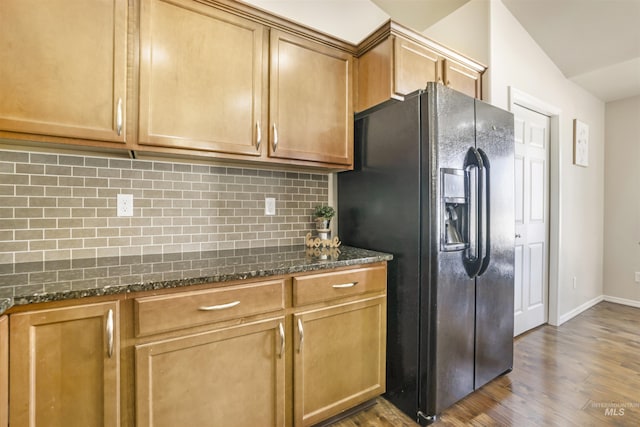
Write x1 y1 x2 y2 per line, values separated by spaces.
0 245 392 315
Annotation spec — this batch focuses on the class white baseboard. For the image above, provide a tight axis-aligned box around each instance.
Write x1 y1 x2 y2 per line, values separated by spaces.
558 295 604 325
603 295 640 309
557 295 640 326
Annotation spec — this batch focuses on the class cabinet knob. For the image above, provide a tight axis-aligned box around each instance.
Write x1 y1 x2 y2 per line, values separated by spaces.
297 318 304 353
106 309 114 358
256 121 262 152
116 98 123 136
278 322 285 358
272 123 279 152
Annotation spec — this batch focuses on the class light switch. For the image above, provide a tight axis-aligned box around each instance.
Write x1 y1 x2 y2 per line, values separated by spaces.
265 197 276 215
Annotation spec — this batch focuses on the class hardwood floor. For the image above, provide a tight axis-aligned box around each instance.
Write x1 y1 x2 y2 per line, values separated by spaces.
329 302 640 426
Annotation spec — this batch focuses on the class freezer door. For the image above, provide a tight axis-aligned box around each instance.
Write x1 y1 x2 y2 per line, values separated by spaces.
419 84 476 416
474 100 515 388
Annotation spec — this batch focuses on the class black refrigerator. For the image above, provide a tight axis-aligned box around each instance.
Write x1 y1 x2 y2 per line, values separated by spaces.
337 83 514 424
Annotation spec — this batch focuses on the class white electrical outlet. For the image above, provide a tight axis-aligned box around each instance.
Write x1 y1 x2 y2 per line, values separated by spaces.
117 194 133 217
265 197 276 215
635 272 640 283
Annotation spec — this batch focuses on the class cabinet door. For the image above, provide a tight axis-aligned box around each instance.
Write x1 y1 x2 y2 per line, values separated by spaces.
356 38 394 112
293 296 386 426
0 0 127 143
269 30 353 166
393 36 442 96
0 316 7 427
9 302 120 427
443 58 482 99
135 317 286 427
138 0 267 156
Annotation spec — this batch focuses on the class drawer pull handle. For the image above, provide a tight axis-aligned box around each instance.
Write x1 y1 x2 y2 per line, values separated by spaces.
106 309 114 358
297 318 304 353
332 282 358 289
198 300 240 311
278 322 285 358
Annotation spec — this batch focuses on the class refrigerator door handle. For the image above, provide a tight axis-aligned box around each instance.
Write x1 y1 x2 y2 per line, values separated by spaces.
463 147 484 278
477 149 491 276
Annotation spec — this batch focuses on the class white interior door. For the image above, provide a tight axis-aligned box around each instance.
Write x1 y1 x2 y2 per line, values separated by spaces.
513 104 549 336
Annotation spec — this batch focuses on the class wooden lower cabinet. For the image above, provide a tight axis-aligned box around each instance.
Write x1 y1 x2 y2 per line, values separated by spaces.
135 317 286 427
9 301 120 427
293 296 386 426
0 315 7 427
5 263 387 427
130 265 386 427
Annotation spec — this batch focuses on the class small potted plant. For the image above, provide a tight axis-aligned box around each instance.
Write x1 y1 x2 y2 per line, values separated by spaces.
313 205 335 232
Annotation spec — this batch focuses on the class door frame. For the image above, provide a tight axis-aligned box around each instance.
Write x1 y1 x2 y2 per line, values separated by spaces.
509 87 562 327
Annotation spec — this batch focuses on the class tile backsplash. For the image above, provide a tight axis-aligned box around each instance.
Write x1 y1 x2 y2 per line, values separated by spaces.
0 149 329 264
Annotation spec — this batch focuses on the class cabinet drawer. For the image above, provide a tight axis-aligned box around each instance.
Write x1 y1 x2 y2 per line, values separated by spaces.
293 265 386 306
134 280 285 337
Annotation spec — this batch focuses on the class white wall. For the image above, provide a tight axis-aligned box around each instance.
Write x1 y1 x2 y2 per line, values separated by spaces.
422 0 490 67
604 95 640 304
423 0 606 321
241 0 388 44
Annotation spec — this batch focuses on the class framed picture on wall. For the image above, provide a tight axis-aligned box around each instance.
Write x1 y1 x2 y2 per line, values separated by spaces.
573 119 589 167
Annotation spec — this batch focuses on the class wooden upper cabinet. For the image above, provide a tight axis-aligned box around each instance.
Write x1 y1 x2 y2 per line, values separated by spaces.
138 0 268 156
443 58 482 99
269 30 354 167
395 37 482 99
9 301 120 427
356 21 485 112
0 0 127 143
0 0 355 168
394 36 441 96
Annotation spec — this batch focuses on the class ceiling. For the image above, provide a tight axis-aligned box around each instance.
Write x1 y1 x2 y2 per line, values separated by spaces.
243 0 640 103
501 0 640 102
